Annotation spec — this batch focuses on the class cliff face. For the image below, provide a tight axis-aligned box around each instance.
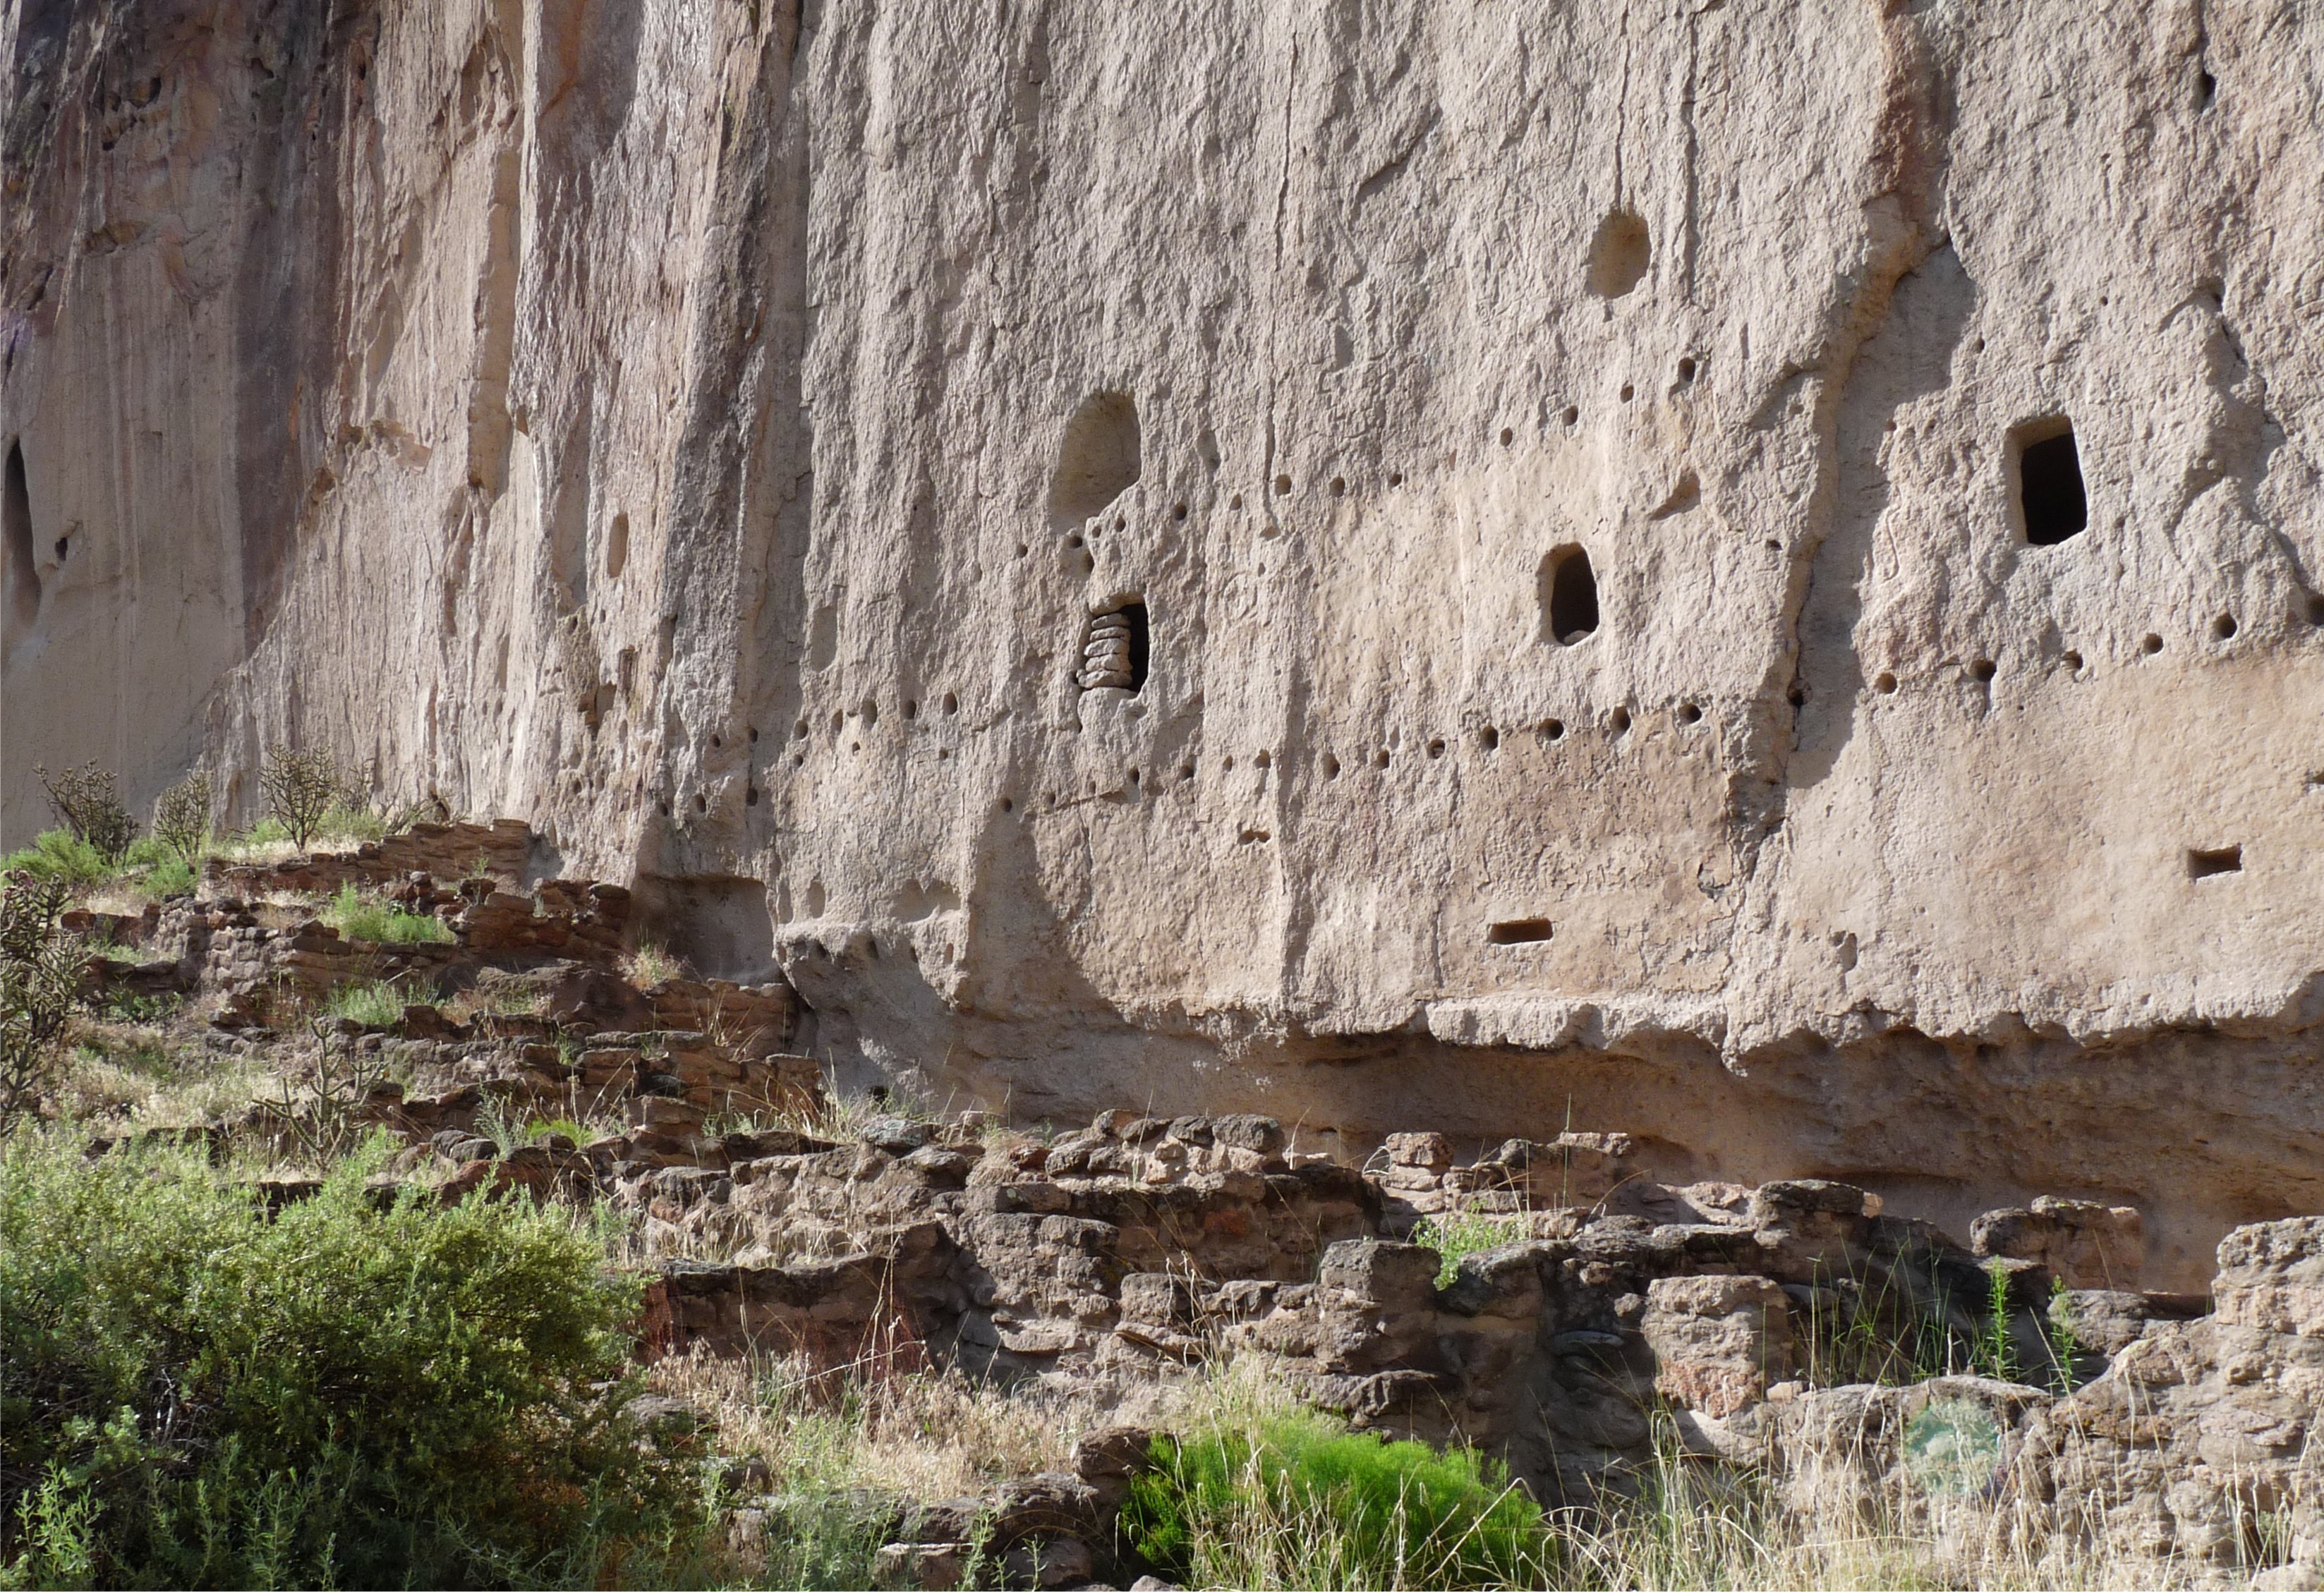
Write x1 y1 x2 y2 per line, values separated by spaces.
6 0 2322 1284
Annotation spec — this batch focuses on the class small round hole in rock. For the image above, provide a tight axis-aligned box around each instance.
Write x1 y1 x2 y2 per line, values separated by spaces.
1388 470 1403 487
999 796 1013 813
1609 707 1631 734
2213 613 2237 640
1619 383 1635 403
1329 477 1345 496
2141 633 2164 655
746 786 760 806
1374 749 1391 769
1676 703 1701 724
1427 739 1446 758
1479 726 1499 751
1499 427 1514 446
1541 719 1565 741
1229 493 1243 511
1322 755 1340 779
903 700 918 719
1180 762 1196 780
1676 356 1697 384
2062 650 2083 672
694 793 708 813
1562 405 1579 426
1254 750 1270 768
943 692 959 714
1969 659 1995 683
2304 593 2324 625
1874 672 1898 694
1274 474 1293 495
1173 502 1188 521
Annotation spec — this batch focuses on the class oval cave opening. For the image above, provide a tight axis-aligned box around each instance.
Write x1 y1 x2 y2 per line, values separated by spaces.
4 440 37 633
1541 545 1599 645
1585 211 1651 300
1048 391 1141 529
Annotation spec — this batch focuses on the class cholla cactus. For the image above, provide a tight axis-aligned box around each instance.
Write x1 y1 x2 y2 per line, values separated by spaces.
34 761 136 862
0 871 80 1127
150 766 214 868
260 747 343 851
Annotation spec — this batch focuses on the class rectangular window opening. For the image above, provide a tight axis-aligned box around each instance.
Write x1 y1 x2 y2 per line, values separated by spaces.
1487 918 1555 945
2187 845 2243 879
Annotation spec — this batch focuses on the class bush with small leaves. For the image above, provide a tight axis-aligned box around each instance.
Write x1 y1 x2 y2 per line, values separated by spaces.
149 767 213 870
32 763 136 864
259 748 343 851
0 1129 701 1587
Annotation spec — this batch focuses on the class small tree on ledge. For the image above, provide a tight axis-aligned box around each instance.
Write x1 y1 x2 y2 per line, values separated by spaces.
261 748 342 851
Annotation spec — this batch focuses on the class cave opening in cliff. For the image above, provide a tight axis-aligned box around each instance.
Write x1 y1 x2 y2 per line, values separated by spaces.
1586 211 1651 298
1077 601 1149 694
2016 420 2087 545
1542 545 1599 644
4 440 36 633
1048 391 1142 528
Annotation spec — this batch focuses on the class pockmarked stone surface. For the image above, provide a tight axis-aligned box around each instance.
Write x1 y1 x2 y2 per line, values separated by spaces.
5 1 2323 1289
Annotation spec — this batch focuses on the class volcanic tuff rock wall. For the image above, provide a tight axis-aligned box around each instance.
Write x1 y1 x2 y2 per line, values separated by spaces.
4 0 2322 1284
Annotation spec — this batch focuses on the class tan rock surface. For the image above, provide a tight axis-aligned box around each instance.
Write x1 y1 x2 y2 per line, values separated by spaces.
5 1 2323 1287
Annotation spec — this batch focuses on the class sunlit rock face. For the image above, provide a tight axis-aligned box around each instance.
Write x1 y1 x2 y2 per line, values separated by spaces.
5 0 2321 1287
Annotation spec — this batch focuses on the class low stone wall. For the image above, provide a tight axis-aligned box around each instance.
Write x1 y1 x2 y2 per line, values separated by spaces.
200 819 535 897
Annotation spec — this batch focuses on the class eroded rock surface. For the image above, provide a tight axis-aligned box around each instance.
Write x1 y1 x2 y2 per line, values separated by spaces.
6 4 2324 1285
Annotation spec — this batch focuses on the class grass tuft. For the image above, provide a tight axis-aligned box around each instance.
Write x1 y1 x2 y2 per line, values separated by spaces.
322 884 453 945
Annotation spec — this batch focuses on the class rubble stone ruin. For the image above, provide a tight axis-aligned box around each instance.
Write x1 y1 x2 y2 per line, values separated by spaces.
6 1 2324 1298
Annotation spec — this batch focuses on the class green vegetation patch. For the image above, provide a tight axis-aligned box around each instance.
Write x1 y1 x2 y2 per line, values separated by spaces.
0 1129 694 1588
322 884 453 946
1120 1409 1558 1590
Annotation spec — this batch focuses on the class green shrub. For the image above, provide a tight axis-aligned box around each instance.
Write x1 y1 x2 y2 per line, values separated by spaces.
0 1129 696 1588
1120 1410 1558 1590
140 856 198 899
322 885 452 946
1412 1209 1533 1289
0 832 110 889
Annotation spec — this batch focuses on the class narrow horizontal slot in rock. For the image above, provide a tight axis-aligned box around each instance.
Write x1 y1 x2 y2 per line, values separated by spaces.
2186 845 2242 878
1487 917 1554 944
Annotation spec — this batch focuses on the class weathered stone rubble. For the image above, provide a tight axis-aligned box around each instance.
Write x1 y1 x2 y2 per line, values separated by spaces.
626 1104 2323 1581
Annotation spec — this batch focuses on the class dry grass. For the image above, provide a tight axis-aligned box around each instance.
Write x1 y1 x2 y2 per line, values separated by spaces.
624 942 684 988
650 1349 1094 1502
1563 1421 2198 1591
54 1012 274 1130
